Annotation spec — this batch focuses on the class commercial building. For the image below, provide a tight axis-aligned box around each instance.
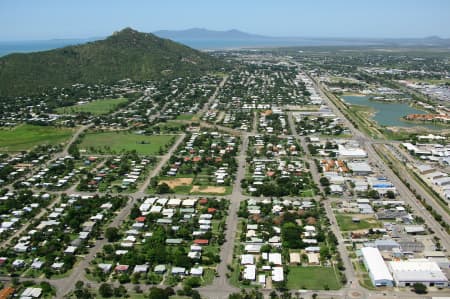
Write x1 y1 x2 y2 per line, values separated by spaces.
361 247 394 287
388 259 448 288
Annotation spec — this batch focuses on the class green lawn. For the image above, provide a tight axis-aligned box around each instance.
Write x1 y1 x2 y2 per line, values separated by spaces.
176 113 199 121
287 266 341 290
153 121 186 132
0 124 74 152
353 261 375 290
80 132 176 155
300 189 316 197
56 98 127 115
335 214 382 231
202 268 216 286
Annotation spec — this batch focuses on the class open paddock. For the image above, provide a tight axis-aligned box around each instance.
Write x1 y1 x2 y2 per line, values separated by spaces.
56 98 128 115
0 124 73 152
80 132 176 155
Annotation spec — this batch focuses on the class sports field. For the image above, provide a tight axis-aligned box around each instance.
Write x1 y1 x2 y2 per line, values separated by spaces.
56 98 127 115
80 132 175 155
286 266 341 290
0 124 74 152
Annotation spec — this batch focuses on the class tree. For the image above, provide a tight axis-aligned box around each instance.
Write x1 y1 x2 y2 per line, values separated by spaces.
319 177 330 186
11 277 20 286
320 245 331 261
129 205 140 220
39 282 53 295
118 273 130 284
282 222 304 249
74 288 93 299
386 190 395 199
156 182 172 194
412 283 427 294
105 227 120 242
113 285 127 297
148 287 169 299
191 290 201 299
75 280 84 289
184 277 201 288
99 283 114 298
367 189 380 199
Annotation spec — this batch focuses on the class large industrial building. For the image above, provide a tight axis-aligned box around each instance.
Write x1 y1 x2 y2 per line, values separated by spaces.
388 259 449 288
361 247 394 287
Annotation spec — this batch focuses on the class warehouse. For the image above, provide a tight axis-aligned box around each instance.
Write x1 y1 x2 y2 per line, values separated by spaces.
347 161 372 175
361 247 394 287
388 259 448 288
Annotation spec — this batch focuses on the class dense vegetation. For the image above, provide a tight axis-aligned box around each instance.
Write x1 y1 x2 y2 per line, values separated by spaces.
0 28 223 96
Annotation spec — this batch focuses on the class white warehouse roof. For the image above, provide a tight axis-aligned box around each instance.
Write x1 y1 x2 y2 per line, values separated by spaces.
347 162 372 173
388 259 448 284
361 247 393 285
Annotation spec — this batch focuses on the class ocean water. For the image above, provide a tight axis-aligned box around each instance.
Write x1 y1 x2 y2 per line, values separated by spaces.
0 39 93 56
174 38 373 50
0 38 378 56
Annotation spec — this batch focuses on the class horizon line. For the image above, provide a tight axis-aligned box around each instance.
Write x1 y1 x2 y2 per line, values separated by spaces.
0 27 448 42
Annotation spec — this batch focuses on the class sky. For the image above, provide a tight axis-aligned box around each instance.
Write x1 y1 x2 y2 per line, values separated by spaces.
1 0 449 41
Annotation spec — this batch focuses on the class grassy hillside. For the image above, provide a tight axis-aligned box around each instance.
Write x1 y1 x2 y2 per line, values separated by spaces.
0 28 223 96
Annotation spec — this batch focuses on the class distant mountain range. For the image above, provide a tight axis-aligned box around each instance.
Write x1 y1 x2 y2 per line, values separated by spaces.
0 28 223 96
1 28 447 97
154 28 271 40
153 28 450 47
1 28 449 58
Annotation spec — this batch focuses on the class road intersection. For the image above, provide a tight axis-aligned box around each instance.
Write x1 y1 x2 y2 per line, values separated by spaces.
2 72 450 299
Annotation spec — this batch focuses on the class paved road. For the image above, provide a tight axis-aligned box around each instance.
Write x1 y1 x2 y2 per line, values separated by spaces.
197 75 229 118
47 78 450 298
200 134 248 298
252 111 258 134
0 132 186 298
367 144 450 252
392 143 450 223
4 70 450 299
53 133 187 298
59 124 93 158
307 71 450 247
0 124 93 249
287 111 362 295
136 133 186 196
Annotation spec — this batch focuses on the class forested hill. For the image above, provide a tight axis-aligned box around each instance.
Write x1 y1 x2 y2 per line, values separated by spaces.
0 28 223 96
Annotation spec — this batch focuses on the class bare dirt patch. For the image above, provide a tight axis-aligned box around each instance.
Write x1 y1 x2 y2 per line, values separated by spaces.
159 178 193 189
191 185 226 194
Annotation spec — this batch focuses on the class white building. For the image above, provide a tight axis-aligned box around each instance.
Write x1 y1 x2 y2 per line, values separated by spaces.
243 265 256 281
272 266 284 282
361 247 394 287
388 259 448 288
338 145 367 159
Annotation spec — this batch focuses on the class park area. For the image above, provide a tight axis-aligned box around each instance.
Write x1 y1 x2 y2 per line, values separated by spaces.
335 214 382 231
0 124 73 152
286 266 341 290
55 98 127 115
155 177 230 195
79 131 176 155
